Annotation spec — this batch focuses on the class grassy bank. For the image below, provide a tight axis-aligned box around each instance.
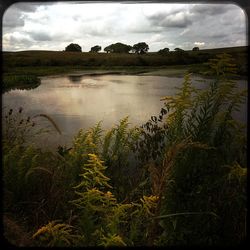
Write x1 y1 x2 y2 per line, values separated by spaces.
3 64 205 77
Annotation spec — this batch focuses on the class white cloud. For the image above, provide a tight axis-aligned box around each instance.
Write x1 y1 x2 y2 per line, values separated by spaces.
194 42 205 47
148 34 165 43
2 3 246 52
180 28 190 36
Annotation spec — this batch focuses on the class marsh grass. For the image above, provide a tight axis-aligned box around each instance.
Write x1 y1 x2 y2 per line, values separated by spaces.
2 53 247 246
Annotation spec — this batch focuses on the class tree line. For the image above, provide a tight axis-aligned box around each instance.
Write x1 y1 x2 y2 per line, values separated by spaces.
65 42 148 54
65 42 200 53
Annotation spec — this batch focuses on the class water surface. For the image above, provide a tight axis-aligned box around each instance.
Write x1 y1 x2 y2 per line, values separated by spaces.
3 74 247 148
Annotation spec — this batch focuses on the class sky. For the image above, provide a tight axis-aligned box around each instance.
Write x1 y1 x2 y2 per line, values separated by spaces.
2 1 247 52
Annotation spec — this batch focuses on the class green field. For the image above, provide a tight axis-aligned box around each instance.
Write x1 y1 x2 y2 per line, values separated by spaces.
3 46 247 71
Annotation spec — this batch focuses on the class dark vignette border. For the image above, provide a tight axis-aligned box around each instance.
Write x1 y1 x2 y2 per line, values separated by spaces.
0 0 249 248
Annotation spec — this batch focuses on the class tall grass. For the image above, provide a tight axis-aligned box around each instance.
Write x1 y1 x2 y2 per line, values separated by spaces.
2 53 247 246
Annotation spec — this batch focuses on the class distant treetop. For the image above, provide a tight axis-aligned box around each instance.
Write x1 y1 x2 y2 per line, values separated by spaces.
65 43 82 52
104 43 132 53
174 48 184 52
132 42 149 54
158 48 170 54
90 45 101 53
192 47 200 51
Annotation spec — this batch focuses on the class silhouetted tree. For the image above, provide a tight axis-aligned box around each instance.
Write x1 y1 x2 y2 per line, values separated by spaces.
158 48 170 54
90 45 101 52
174 48 184 52
104 45 112 53
192 47 199 51
65 43 82 52
132 42 149 54
104 43 132 53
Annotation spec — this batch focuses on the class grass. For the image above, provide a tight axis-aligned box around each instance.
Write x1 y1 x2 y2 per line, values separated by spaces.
2 54 247 246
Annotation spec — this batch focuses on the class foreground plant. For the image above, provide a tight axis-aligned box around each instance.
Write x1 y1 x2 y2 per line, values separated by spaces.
3 53 247 246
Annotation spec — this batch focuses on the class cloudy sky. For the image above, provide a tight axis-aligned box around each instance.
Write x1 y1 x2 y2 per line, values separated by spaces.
2 1 247 52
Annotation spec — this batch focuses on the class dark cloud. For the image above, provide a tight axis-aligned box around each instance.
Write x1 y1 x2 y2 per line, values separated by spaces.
3 7 25 28
3 2 40 29
29 32 52 41
87 28 111 37
159 15 192 28
3 2 53 29
129 26 163 34
190 4 233 16
9 1 56 12
12 2 38 12
3 11 24 28
208 33 227 39
147 12 192 28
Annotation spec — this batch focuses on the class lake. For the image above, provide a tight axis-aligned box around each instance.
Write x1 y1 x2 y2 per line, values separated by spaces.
2 74 247 149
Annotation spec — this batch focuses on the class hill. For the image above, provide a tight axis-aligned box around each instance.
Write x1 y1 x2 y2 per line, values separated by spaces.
2 46 247 72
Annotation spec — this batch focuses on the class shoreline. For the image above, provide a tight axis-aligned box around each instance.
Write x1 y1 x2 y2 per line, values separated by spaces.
3 65 247 92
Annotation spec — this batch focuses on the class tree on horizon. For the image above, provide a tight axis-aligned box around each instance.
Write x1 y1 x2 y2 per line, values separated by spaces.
158 47 170 54
65 43 82 52
132 42 149 54
104 43 132 53
192 47 199 51
90 45 101 53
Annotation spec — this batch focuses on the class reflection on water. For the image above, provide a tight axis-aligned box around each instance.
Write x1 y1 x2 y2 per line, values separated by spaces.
67 75 83 82
2 74 247 148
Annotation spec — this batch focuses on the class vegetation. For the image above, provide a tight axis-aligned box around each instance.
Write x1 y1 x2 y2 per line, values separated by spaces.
158 48 170 54
3 46 247 74
3 54 247 246
192 47 199 51
174 48 184 52
2 46 247 92
65 43 82 52
2 75 41 92
104 42 132 53
132 42 149 54
103 42 149 54
90 45 101 53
